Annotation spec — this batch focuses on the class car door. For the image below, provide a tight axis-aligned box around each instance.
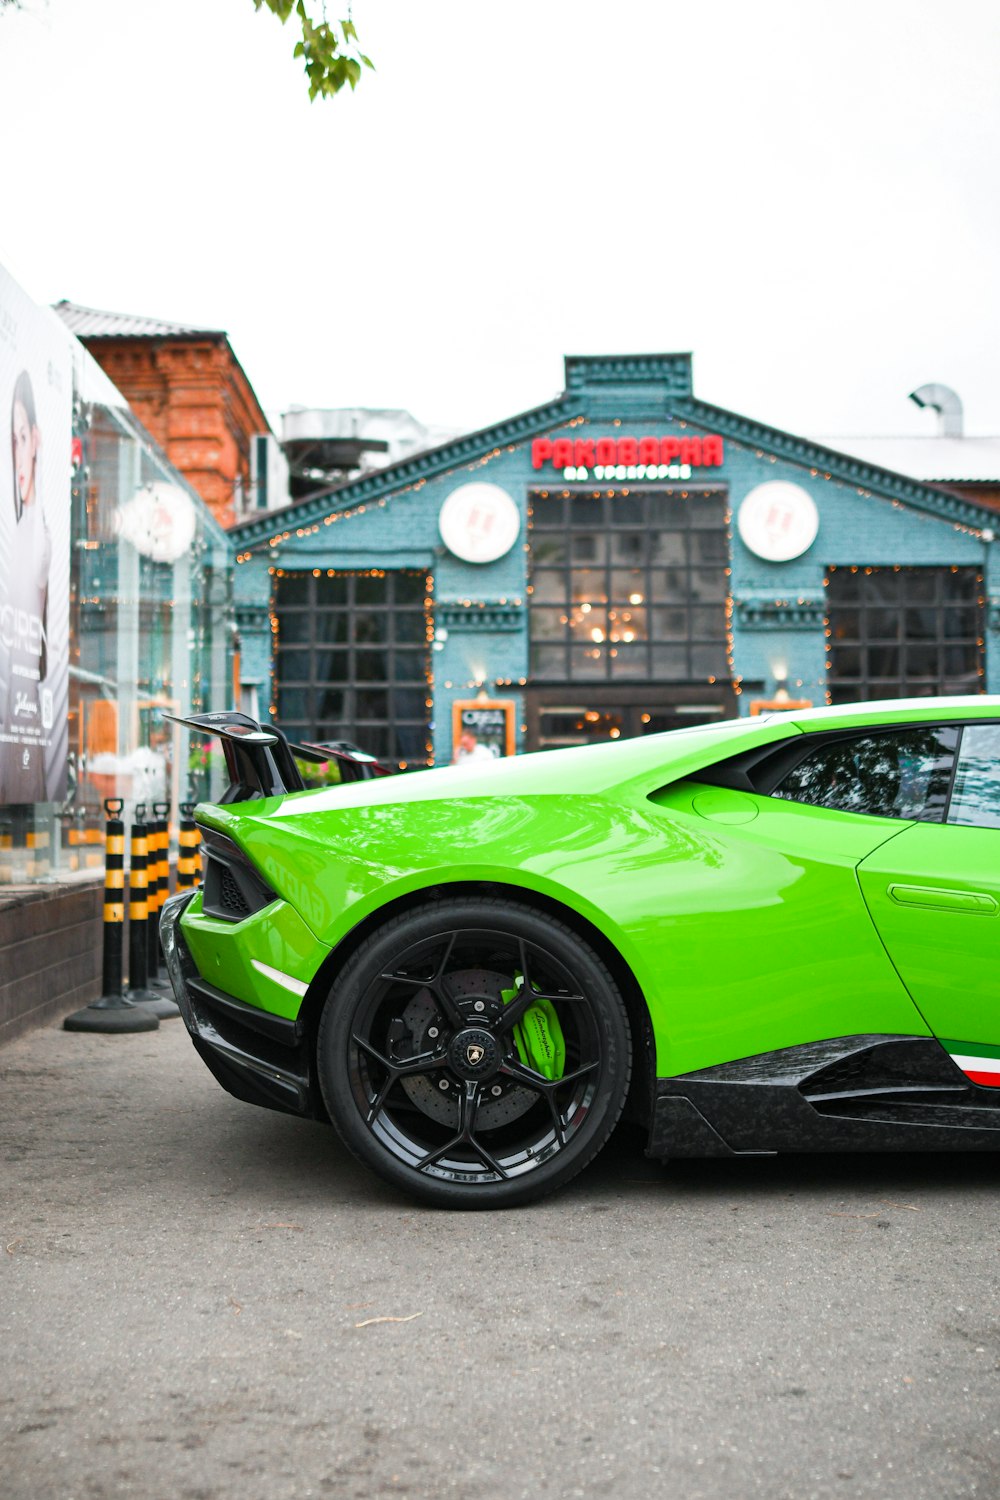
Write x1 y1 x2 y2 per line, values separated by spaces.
857 721 1000 1086
640 723 953 1073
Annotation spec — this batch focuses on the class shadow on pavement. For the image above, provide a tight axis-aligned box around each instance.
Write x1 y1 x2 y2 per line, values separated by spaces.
154 1087 1000 1210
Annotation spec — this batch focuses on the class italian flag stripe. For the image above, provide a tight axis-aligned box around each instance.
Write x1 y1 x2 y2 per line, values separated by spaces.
941 1037 1000 1061
947 1052 1000 1087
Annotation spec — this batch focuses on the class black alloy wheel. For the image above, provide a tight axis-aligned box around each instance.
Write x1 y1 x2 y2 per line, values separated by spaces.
316 898 632 1208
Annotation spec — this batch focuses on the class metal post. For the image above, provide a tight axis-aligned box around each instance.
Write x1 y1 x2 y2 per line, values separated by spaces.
64 799 159 1033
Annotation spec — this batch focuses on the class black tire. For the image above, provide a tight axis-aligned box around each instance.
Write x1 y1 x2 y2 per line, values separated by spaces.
316 898 632 1208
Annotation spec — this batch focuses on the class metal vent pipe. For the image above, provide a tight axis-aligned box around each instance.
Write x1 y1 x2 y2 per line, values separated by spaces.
909 383 963 437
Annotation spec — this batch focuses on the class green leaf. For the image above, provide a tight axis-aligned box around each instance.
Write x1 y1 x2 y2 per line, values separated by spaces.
254 0 374 103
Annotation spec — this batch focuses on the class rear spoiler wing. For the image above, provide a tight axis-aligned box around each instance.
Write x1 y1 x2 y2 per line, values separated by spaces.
163 711 327 802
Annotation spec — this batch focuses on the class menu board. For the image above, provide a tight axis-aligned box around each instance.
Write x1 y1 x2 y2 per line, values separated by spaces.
451 699 516 763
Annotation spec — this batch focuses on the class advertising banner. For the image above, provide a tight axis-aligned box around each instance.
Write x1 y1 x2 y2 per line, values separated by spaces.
0 264 71 804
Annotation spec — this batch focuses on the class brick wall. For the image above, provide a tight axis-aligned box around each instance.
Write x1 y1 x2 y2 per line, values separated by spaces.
0 883 103 1044
81 335 269 529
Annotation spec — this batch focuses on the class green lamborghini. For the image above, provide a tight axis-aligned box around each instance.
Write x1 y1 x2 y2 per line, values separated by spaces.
161 697 1000 1207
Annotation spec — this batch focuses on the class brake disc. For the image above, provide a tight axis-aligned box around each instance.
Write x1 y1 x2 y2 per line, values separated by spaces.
398 969 537 1128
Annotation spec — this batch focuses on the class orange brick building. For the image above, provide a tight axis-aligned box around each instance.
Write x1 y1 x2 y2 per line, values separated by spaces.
55 301 271 528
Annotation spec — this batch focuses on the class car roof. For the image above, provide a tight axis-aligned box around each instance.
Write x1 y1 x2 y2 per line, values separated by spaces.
784 695 1000 733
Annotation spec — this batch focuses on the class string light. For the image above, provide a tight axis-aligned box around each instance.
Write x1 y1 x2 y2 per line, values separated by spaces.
239 394 999 760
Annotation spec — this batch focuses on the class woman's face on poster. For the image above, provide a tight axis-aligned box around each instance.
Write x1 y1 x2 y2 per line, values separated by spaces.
12 398 39 508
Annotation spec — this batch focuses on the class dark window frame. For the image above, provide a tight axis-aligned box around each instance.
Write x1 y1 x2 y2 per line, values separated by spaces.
528 486 730 683
826 565 985 701
274 570 432 767
769 725 960 822
946 722 1000 830
695 718 1000 825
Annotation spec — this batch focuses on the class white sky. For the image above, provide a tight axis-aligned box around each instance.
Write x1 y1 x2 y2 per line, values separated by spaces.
2 0 999 439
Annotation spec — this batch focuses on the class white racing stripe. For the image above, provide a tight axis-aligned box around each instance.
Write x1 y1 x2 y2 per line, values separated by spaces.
251 959 309 998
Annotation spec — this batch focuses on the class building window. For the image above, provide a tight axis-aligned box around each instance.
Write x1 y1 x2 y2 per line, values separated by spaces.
528 487 729 682
826 566 984 703
274 570 431 766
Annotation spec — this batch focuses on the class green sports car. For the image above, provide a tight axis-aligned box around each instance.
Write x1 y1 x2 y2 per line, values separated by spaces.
161 697 1000 1208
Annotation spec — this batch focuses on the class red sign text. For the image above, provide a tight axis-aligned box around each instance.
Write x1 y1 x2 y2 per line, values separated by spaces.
532 434 724 470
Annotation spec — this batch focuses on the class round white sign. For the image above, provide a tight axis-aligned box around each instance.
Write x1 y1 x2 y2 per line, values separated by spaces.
115 481 197 563
439 483 521 565
737 481 819 562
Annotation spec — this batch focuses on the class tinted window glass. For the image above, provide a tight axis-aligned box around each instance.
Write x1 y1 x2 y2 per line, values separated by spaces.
773 727 958 821
948 724 1000 830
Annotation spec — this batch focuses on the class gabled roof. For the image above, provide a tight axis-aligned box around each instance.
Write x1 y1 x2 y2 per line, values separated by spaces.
675 394 996 531
811 435 1000 486
54 299 226 341
233 353 1000 552
55 298 272 438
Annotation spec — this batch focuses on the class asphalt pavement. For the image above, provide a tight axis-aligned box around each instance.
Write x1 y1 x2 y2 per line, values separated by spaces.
1 1016 998 1500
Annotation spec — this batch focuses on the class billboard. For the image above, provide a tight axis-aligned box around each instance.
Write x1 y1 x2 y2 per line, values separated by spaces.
0 264 71 805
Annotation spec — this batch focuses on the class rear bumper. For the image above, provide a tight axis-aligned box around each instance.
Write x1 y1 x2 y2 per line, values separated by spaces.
160 891 326 1121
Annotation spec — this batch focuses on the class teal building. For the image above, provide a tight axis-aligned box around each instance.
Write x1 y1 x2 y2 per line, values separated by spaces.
230 354 999 766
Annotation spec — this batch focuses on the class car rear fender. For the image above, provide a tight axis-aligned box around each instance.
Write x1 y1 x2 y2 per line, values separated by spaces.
295 875 658 1129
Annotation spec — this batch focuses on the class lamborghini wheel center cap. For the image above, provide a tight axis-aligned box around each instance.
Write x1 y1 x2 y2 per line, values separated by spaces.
449 1027 499 1080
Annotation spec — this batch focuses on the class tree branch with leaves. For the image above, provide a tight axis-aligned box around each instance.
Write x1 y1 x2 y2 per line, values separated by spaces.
253 1 374 101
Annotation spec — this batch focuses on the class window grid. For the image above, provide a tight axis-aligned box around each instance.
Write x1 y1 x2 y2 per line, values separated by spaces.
528 487 730 682
825 565 984 703
274 570 432 766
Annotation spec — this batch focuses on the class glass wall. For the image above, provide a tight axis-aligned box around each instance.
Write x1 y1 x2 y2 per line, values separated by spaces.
0 355 234 885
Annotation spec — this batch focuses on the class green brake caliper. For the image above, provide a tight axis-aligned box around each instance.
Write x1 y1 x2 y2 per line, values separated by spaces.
500 976 566 1081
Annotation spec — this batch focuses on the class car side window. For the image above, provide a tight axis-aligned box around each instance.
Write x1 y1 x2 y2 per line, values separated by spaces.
948 723 1000 830
771 726 958 821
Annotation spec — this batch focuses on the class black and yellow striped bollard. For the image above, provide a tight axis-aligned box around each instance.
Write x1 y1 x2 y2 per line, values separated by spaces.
127 803 178 1019
64 799 159 1033
147 801 178 1016
146 802 167 984
176 803 200 891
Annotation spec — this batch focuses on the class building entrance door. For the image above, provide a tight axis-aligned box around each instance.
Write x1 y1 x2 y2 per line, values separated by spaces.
524 685 737 751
